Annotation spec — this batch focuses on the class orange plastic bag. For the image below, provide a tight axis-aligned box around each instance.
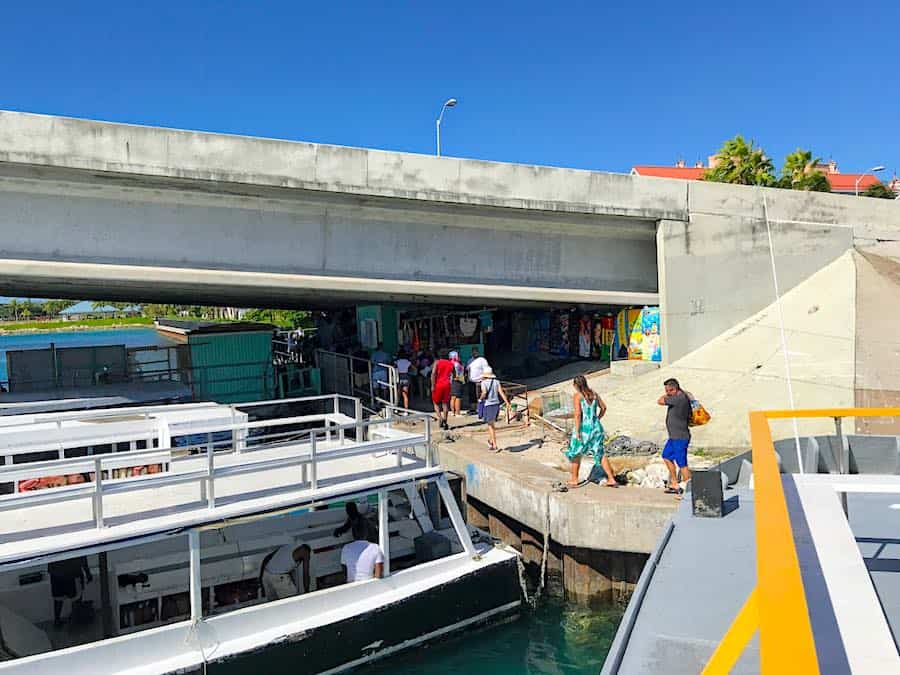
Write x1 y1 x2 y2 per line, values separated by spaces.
689 400 711 427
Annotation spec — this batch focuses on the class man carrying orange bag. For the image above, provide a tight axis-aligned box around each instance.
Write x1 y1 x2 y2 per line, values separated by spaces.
656 378 702 495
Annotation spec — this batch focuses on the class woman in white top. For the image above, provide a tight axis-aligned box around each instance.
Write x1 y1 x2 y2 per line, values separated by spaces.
394 351 412 410
341 519 385 582
479 367 510 453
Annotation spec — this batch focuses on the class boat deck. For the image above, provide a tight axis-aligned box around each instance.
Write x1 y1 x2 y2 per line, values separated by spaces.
610 488 759 674
605 473 900 674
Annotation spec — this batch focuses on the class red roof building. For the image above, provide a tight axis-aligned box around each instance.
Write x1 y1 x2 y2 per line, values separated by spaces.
631 159 890 194
631 165 707 180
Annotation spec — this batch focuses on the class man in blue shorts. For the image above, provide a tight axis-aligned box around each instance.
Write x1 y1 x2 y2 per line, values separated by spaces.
657 378 692 494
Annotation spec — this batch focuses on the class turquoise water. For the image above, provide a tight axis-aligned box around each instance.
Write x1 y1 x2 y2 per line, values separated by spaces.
0 328 175 383
361 599 623 674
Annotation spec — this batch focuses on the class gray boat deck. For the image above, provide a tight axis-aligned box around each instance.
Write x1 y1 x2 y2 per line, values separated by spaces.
849 492 900 651
604 473 900 674
609 488 760 674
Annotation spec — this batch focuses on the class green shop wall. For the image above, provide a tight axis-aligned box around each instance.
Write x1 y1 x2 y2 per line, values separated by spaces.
188 330 275 403
356 305 399 355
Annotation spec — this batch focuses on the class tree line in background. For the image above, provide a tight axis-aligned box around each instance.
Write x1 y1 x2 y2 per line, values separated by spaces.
0 299 310 329
703 135 895 198
140 304 310 328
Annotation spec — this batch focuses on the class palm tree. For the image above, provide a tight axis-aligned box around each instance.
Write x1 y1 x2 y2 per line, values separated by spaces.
704 135 776 187
862 182 896 199
9 299 20 322
778 150 830 192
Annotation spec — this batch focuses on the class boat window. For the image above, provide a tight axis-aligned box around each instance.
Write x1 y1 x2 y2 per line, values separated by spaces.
386 482 460 573
196 493 404 616
0 536 190 659
171 431 232 455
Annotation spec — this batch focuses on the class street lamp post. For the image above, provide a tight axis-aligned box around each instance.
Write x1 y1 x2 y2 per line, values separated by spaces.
855 165 885 196
435 98 457 157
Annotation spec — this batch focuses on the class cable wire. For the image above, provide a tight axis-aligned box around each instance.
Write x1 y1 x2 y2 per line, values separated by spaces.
762 194 803 472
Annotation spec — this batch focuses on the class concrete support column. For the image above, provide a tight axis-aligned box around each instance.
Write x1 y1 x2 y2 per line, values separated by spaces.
656 219 675 365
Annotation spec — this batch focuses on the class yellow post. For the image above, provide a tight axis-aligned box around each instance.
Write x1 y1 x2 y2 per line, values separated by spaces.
751 411 819 673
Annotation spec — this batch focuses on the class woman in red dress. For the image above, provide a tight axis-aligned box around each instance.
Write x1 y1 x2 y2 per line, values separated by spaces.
430 350 454 430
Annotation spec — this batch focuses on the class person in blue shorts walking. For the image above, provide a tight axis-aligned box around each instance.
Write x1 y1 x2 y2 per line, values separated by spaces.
657 378 693 494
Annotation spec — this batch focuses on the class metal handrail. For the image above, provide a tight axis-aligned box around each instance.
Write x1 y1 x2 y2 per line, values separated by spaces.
2 418 431 529
315 349 399 408
0 409 371 465
0 408 434 477
0 411 332 457
0 394 349 457
703 407 900 674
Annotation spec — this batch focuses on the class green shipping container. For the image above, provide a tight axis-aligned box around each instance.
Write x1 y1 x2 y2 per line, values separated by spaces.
155 320 276 404
189 331 275 403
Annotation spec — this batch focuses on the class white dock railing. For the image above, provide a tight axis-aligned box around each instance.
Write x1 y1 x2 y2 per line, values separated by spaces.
0 396 434 530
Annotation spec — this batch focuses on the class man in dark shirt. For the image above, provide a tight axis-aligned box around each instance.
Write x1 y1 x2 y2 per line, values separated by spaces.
657 378 692 494
333 501 377 542
49 555 92 626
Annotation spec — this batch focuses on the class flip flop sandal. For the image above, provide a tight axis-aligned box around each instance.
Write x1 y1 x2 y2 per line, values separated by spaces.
664 486 682 494
551 481 569 493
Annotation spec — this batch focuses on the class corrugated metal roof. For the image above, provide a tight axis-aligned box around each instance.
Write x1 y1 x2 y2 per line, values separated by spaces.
154 319 276 335
60 301 119 315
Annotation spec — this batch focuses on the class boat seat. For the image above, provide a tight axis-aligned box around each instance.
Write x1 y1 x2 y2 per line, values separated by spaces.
324 413 357 427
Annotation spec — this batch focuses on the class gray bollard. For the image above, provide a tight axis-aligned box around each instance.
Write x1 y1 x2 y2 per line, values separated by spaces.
691 469 725 518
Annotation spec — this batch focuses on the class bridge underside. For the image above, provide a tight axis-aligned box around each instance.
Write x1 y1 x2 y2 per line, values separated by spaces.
0 163 658 309
0 258 657 310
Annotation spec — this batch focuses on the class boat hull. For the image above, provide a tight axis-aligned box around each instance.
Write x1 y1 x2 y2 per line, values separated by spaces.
203 555 521 675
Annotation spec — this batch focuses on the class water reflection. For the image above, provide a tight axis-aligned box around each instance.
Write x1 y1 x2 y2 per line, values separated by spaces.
361 598 624 675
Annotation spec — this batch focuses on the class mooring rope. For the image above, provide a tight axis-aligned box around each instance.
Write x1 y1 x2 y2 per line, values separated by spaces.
539 493 550 597
516 554 532 605
185 618 210 675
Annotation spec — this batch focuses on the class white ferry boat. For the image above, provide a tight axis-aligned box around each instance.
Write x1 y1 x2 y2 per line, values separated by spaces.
0 394 521 674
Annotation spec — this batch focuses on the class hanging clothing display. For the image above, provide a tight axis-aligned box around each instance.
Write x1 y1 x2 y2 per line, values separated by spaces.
459 316 478 337
550 310 572 356
530 312 551 353
478 311 493 334
577 314 592 358
592 315 615 361
399 310 488 358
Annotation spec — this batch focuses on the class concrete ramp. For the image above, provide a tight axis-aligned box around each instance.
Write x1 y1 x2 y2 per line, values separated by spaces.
592 251 858 449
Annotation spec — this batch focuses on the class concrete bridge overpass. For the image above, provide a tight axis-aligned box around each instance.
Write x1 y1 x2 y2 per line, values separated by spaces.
0 111 664 310
0 111 896 362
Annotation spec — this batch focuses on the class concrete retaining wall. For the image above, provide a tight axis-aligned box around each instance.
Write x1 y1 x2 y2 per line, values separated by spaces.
658 181 899 361
437 444 674 555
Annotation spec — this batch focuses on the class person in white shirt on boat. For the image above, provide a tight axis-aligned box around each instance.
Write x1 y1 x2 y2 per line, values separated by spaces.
341 520 385 582
260 543 311 601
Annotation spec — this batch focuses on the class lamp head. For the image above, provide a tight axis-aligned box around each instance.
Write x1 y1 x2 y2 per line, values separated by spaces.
871 165 886 172
444 98 458 108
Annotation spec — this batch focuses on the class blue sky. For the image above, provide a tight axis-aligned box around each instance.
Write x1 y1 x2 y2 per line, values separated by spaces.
2 2 898 175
